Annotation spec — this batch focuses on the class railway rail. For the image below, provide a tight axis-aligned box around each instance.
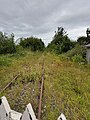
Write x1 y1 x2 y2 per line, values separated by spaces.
0 73 20 95
0 58 45 120
0 58 66 120
38 60 45 120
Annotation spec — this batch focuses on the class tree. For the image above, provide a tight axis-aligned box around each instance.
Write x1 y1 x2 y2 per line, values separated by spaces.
54 27 67 39
0 32 16 54
19 37 45 51
77 36 87 45
47 27 74 54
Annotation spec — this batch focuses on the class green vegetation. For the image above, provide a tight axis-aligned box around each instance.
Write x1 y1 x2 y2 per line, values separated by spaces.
47 27 75 54
0 27 90 119
0 32 16 54
0 51 90 120
77 36 87 45
19 37 45 51
65 45 87 63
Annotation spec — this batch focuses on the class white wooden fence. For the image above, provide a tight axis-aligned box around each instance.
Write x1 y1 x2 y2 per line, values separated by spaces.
0 96 66 120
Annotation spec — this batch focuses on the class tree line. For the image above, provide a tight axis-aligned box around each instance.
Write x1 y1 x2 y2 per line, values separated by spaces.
0 27 89 56
0 32 45 54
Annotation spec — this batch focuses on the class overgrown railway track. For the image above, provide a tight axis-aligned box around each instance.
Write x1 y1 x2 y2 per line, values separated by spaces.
0 73 20 95
38 60 45 120
0 56 45 120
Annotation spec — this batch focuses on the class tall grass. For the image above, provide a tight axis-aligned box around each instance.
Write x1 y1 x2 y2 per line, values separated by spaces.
0 51 89 120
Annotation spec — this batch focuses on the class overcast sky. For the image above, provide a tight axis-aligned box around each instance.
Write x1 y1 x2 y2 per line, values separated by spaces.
0 0 90 45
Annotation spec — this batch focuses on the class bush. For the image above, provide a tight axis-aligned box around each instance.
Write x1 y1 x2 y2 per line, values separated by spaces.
65 45 87 63
66 45 86 58
19 37 45 51
72 55 86 63
0 32 16 54
77 36 87 45
47 27 75 54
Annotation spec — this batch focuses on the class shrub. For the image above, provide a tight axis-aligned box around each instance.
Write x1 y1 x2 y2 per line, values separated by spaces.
0 32 16 54
77 36 87 45
72 55 86 63
19 37 45 51
66 45 86 58
47 27 75 54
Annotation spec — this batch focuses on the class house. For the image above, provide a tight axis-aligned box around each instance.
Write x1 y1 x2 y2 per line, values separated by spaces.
85 43 90 63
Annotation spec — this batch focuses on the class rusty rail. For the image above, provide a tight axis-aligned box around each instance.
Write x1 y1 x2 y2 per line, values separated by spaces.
0 73 20 94
38 61 45 120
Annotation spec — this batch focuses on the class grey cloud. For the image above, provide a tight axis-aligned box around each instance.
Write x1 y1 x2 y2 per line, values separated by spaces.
0 0 90 45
